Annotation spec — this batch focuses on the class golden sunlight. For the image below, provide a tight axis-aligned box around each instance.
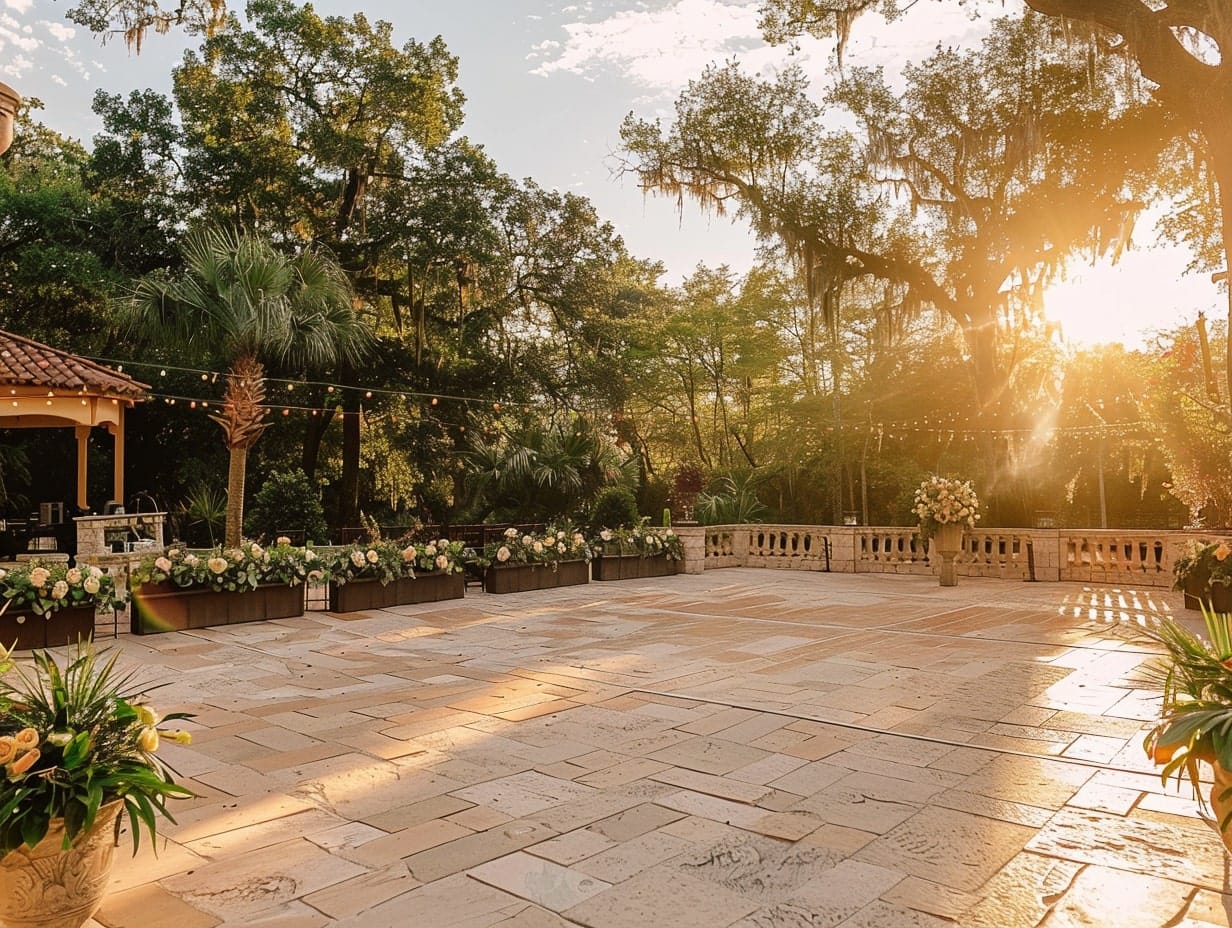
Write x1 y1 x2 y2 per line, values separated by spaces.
1043 251 1222 350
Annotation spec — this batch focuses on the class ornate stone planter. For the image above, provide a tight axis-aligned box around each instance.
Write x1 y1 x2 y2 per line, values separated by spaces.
328 572 464 612
0 801 123 928
592 554 679 581
484 560 589 594
130 582 305 635
931 523 964 587
1 605 95 652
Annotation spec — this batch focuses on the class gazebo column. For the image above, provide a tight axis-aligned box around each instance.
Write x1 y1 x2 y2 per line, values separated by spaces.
112 405 125 505
74 425 90 510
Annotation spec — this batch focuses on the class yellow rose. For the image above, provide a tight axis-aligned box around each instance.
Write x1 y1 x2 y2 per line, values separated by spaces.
13 728 39 751
8 748 39 776
138 727 160 753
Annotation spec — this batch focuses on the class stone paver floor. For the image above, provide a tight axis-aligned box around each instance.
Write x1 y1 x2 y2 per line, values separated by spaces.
78 568 1232 927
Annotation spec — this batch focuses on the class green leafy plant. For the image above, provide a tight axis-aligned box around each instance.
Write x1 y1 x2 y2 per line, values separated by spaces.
0 561 123 618
327 538 466 586
130 541 322 592
1141 606 1232 831
244 469 329 545
695 473 768 525
180 483 226 548
483 525 591 567
589 486 640 533
592 524 683 560
0 642 194 855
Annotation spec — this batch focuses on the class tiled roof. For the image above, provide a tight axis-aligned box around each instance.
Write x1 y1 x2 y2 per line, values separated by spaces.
0 330 148 397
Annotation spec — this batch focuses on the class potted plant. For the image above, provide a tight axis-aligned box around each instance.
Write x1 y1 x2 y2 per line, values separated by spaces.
483 525 591 594
912 475 980 587
0 642 194 928
0 562 123 651
1142 605 1232 851
129 539 314 634
325 538 466 612
1173 540 1217 611
591 524 683 581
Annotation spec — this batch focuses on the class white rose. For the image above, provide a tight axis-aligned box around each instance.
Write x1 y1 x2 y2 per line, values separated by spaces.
544 536 555 547
425 544 437 556
0 568 7 581
276 536 291 546
250 545 264 559
600 529 613 542
207 557 228 574
533 541 544 553
402 546 418 563
30 567 50 588
504 528 518 538
496 545 511 563
349 550 366 568
83 576 101 595
155 557 173 573
304 549 316 561
51 580 69 600
435 554 449 570
365 549 380 564
66 567 82 584
183 555 199 568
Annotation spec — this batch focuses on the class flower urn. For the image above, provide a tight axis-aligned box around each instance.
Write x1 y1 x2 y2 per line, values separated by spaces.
932 522 964 587
0 801 123 928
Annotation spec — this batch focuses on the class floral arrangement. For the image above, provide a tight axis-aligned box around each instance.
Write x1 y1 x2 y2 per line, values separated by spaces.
592 524 683 560
484 525 590 567
913 476 980 535
130 540 321 593
327 538 465 586
0 642 194 855
0 561 122 617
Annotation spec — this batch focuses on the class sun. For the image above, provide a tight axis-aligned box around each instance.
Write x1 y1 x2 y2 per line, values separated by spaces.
1042 249 1222 351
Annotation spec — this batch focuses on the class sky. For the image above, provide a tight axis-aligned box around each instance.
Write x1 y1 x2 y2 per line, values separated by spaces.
1 0 1224 350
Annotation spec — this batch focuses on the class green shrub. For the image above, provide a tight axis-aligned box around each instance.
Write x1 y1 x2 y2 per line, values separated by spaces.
590 485 640 531
244 469 329 543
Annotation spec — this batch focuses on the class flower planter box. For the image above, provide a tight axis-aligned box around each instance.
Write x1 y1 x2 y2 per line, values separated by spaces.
592 554 679 581
484 560 589 594
327 572 465 612
2 604 95 651
130 582 305 635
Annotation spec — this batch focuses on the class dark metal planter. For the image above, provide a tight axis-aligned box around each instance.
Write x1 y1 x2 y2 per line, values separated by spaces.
592 554 679 581
130 582 305 635
327 572 465 612
484 560 590 594
2 604 95 650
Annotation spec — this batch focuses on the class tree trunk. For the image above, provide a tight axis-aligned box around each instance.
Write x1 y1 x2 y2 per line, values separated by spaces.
301 406 334 479
224 444 247 548
1210 137 1232 415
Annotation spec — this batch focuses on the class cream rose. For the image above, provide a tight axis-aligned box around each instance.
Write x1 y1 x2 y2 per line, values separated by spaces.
66 567 82 584
83 576 101 595
349 550 366 568
207 557 228 574
365 549 380 564
435 554 449 571
402 545 418 563
29 567 50 588
51 580 69 600
155 556 173 573
496 545 511 563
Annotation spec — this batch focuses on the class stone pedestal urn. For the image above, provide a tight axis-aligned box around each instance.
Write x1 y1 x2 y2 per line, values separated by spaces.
932 522 964 587
0 82 19 155
0 802 123 928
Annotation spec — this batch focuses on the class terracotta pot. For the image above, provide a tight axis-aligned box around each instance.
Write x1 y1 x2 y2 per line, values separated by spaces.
1212 763 1232 854
931 522 964 587
0 801 122 928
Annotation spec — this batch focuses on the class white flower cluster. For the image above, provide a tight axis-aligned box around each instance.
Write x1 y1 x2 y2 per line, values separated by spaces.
913 476 980 530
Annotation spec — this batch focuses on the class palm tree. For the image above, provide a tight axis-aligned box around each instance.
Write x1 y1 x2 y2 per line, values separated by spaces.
123 228 371 546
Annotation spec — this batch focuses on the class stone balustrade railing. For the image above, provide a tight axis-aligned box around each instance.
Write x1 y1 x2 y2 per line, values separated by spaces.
676 523 1198 588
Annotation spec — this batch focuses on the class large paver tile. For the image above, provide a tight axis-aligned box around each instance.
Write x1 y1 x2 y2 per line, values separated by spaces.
469 851 611 911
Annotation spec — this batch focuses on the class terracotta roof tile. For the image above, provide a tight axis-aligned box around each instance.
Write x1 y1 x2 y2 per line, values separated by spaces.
0 329 148 397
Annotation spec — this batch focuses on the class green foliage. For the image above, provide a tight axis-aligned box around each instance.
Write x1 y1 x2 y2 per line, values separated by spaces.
590 486 640 532
244 469 328 544
179 483 226 547
696 472 769 525
0 643 194 856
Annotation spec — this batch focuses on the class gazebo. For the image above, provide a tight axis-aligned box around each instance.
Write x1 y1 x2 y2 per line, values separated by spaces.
0 329 148 513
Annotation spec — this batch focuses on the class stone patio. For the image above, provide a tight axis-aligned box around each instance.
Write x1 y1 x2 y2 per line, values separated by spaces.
81 568 1232 927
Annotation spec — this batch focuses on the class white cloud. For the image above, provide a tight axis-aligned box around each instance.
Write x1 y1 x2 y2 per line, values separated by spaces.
533 0 774 94
3 0 32 13
50 73 66 86
45 22 75 42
